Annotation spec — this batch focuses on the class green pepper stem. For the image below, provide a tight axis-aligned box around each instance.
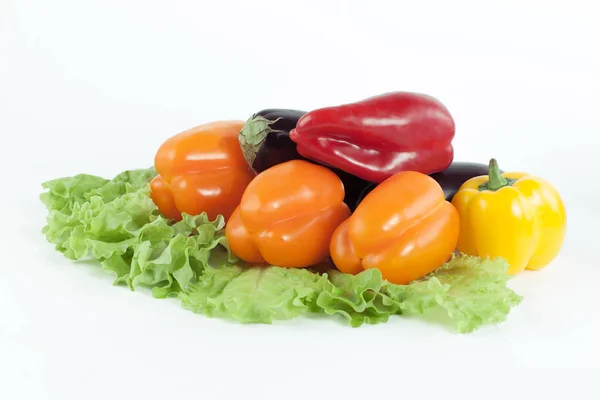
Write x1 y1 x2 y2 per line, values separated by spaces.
487 158 508 191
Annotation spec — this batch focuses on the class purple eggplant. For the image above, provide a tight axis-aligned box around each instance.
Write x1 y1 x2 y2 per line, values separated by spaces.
355 161 499 209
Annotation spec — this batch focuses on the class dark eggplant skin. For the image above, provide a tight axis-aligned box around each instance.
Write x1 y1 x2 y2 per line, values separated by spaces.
355 161 500 209
334 169 373 212
239 109 373 211
430 162 499 201
245 109 307 173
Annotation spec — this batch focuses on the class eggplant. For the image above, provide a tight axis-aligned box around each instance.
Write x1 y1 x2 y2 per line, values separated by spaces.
238 109 373 210
355 161 498 209
430 161 498 201
239 109 306 174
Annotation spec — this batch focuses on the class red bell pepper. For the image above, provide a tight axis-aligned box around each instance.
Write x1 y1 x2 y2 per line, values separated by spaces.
289 92 455 183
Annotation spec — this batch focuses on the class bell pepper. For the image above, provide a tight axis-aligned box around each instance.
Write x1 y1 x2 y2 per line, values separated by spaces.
150 121 256 222
226 160 351 268
330 171 460 285
451 159 567 275
238 108 373 210
289 92 455 183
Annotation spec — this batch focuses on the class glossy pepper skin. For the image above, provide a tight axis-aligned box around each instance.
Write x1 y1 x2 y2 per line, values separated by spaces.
150 121 255 222
355 161 497 209
289 92 455 183
226 160 351 268
238 109 373 210
452 159 566 275
330 171 460 285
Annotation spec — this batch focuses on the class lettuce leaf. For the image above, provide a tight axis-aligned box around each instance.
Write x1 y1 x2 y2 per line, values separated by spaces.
180 257 521 332
181 265 324 323
315 269 399 327
41 168 522 332
41 168 231 298
383 255 523 333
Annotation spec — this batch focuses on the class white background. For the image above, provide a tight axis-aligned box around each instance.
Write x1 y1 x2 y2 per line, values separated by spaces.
2 0 599 398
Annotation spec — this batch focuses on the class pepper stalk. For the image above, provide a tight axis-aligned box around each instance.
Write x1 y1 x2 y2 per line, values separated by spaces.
478 158 516 191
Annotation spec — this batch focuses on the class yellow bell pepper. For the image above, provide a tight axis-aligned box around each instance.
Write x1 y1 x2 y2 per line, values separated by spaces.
451 159 566 275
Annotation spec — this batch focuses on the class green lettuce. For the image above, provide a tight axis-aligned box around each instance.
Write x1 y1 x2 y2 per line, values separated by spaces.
384 255 523 332
315 268 399 327
181 257 521 333
41 168 522 332
41 168 231 298
181 265 324 324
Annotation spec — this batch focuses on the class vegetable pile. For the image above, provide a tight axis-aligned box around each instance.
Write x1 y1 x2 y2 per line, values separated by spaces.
41 91 567 333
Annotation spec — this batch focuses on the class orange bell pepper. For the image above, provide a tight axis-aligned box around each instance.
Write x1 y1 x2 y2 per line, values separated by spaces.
150 121 255 221
226 160 351 268
330 171 460 284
